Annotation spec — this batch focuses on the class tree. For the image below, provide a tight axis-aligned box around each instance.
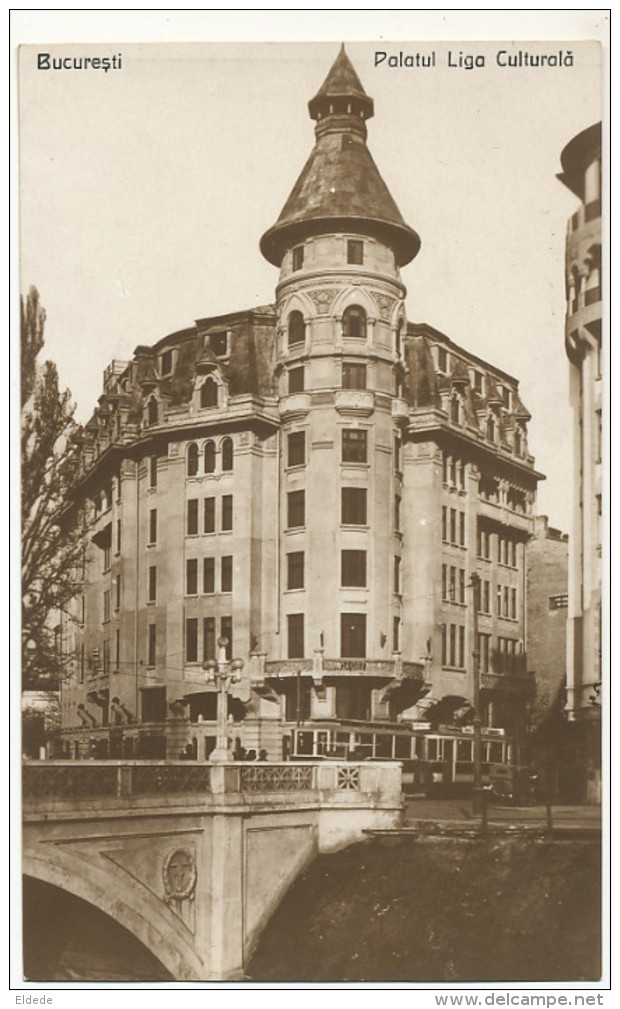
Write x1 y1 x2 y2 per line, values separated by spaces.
21 287 87 689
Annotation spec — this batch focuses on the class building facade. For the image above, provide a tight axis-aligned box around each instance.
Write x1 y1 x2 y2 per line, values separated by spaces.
58 48 541 764
558 123 602 802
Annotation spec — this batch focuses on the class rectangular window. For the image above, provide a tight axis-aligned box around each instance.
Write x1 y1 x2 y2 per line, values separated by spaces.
458 626 465 668
341 550 367 587
186 618 198 663
342 429 367 463
442 563 447 600
115 574 121 610
203 557 215 593
511 587 517 620
394 556 401 594
457 459 465 490
504 586 510 618
341 613 366 658
148 565 156 602
347 239 364 265
186 558 198 595
204 497 215 533
187 499 198 535
287 489 305 528
147 623 156 667
220 616 233 660
103 590 110 623
482 579 490 613
222 495 233 531
473 371 484 394
394 436 402 472
292 245 304 271
287 614 304 659
221 555 233 593
449 566 456 602
287 551 304 590
441 624 447 665
442 506 448 543
288 431 305 467
341 487 366 525
459 568 466 604
442 452 449 484
116 518 122 554
103 639 110 674
450 457 457 486
393 616 400 653
450 508 457 544
477 526 490 560
115 628 120 669
342 362 367 389
103 528 111 572
497 585 503 616
289 366 305 393
449 624 456 666
394 494 401 532
210 331 228 357
459 511 466 547
149 508 157 545
437 346 448 372
479 633 490 674
203 617 216 662
149 455 157 488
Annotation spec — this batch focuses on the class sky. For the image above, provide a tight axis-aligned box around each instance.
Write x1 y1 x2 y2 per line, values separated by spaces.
18 31 602 533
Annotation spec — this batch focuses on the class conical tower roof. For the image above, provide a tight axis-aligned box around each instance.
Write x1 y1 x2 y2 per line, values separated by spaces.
260 46 420 268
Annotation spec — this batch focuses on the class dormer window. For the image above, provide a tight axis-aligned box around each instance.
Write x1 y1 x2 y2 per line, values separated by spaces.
450 397 460 425
160 350 173 376
487 416 496 442
210 331 229 357
347 240 364 265
437 347 448 373
501 386 511 409
473 371 484 394
200 378 218 409
292 246 304 271
147 398 158 426
343 305 367 339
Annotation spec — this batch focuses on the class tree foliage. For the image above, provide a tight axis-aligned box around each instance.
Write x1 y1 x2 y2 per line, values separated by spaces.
21 287 87 689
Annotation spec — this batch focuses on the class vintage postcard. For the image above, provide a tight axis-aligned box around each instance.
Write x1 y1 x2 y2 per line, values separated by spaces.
16 15 607 994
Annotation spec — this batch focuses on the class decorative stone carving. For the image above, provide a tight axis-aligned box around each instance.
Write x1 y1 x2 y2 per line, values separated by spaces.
168 443 180 457
307 288 340 315
239 432 250 446
373 293 397 320
163 847 196 905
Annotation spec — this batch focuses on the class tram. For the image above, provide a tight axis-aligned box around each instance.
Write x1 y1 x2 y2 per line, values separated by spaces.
290 721 513 795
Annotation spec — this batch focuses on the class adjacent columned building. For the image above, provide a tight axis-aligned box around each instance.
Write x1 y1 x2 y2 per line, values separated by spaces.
58 47 542 764
558 122 602 802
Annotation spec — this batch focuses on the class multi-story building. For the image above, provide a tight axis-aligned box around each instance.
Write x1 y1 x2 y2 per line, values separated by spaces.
558 122 602 802
58 46 541 764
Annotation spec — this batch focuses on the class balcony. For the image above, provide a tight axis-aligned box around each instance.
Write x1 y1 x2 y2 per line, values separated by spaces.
391 397 410 426
278 393 312 423
263 656 423 681
334 390 375 418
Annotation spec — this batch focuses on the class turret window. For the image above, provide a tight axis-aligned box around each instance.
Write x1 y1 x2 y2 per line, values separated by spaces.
292 246 304 271
288 311 305 347
147 398 158 426
347 240 364 265
204 440 216 474
161 350 173 376
221 437 234 472
289 366 305 393
200 378 218 409
288 431 305 467
210 332 229 357
187 443 199 477
342 429 367 463
343 305 367 339
342 362 367 389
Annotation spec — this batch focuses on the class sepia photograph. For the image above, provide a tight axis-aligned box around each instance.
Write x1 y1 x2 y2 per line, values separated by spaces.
16 16 606 989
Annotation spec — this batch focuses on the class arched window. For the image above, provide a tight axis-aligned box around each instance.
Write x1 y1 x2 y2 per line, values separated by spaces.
204 440 216 474
514 428 522 456
221 437 233 472
395 319 404 356
288 311 305 347
450 397 460 424
187 443 199 476
200 378 218 409
343 305 367 339
147 398 158 426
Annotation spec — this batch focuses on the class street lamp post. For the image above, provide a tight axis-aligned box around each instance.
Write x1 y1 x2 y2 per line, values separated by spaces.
470 572 485 817
203 637 244 764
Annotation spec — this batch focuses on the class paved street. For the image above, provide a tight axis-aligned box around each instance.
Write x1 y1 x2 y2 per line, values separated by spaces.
403 795 602 831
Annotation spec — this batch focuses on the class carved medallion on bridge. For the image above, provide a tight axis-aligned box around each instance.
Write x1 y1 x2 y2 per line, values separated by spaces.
163 847 197 906
307 288 340 315
372 293 397 321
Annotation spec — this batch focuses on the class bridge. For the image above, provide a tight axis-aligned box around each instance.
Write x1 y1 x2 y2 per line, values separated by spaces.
22 760 402 981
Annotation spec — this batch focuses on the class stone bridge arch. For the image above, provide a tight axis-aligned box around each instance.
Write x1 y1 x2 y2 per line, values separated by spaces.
23 845 205 981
